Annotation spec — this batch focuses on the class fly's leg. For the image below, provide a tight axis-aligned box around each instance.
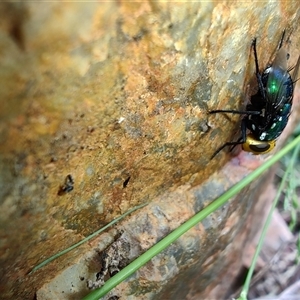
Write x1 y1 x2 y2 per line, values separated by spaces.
252 38 266 99
210 118 247 159
278 29 286 50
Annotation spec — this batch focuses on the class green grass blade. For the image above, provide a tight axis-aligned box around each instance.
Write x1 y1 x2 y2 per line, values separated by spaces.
238 141 300 300
29 203 148 274
83 135 300 300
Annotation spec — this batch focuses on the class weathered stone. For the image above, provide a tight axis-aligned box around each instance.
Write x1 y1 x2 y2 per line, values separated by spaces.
0 1 299 299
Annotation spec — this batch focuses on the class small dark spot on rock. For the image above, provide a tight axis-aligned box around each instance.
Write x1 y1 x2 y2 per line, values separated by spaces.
50 156 57 162
57 174 74 196
123 176 131 188
87 126 95 133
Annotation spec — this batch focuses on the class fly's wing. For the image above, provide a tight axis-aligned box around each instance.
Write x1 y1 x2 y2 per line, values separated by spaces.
266 48 294 111
273 47 288 69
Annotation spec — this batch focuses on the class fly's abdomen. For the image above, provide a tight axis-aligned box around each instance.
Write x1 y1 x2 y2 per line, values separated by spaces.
260 103 291 141
266 68 293 105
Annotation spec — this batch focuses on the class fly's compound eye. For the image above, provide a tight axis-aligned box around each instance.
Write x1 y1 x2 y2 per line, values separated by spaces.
242 134 276 155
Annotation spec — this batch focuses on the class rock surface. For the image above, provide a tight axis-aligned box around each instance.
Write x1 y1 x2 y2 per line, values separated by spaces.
0 1 300 299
